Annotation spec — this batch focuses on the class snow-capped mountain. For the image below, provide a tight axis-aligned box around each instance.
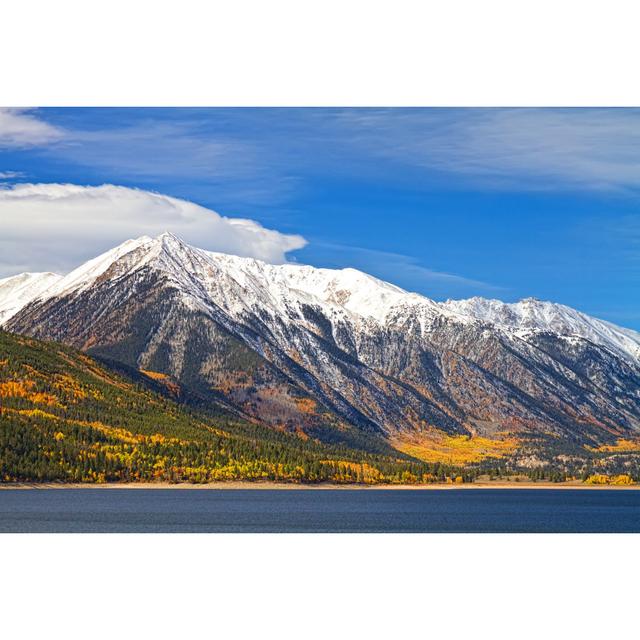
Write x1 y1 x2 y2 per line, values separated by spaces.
4 233 640 461
0 271 62 325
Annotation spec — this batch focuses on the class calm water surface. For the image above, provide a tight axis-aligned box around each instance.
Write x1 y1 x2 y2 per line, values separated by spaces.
1 488 639 533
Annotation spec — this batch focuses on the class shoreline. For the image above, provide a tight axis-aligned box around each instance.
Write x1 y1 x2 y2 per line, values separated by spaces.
2 481 639 490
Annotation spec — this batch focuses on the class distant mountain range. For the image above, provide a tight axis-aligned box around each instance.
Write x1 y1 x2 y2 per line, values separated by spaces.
2 232 640 471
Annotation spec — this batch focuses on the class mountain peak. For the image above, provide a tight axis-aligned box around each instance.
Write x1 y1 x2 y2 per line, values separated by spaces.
155 230 185 245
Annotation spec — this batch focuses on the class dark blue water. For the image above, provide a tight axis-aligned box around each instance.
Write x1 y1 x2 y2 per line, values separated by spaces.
1 488 639 532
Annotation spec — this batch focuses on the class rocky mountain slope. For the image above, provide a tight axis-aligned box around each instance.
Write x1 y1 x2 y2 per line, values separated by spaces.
4 232 640 467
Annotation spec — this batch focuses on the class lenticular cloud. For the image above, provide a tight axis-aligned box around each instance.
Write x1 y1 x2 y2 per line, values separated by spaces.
0 183 307 276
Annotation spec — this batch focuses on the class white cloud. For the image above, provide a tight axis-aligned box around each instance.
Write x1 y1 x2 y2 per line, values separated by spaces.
0 171 26 179
0 108 64 147
0 183 307 276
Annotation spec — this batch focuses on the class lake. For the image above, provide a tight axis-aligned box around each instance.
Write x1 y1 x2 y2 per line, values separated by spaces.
1 488 639 533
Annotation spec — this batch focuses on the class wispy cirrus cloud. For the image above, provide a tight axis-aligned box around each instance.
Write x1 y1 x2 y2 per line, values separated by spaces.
332 108 640 192
59 123 256 180
0 170 26 179
28 112 298 206
0 108 65 148
0 108 296 206
5 107 640 200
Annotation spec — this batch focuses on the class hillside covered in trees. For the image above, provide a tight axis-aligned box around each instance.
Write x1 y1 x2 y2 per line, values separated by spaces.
2 330 639 486
0 330 472 484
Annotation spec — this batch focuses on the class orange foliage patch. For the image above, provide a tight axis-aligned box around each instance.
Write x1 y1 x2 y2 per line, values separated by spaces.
140 369 169 381
294 427 310 441
0 380 60 407
0 379 34 398
140 369 180 395
294 397 317 414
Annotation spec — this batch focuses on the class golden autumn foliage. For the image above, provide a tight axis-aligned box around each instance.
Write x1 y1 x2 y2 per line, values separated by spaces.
319 460 388 484
0 380 59 407
587 439 640 454
584 474 634 485
611 475 634 485
9 408 60 421
391 430 518 465
0 361 100 409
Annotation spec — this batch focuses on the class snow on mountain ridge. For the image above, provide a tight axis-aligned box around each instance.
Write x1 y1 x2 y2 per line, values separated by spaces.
442 296 640 363
44 235 154 298
1 232 638 363
0 272 63 325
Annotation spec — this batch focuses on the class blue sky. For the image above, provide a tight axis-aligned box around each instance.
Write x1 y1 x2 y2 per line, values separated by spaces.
0 107 638 328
